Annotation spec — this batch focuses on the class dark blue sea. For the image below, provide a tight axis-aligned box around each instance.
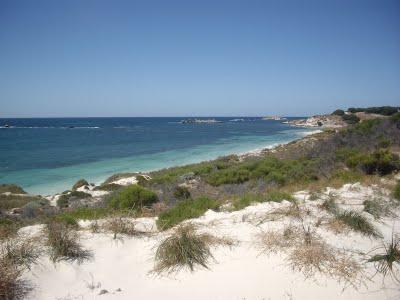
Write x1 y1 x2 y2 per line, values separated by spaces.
0 117 314 195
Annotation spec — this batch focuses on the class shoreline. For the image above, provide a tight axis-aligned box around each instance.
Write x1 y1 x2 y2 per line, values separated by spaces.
2 128 322 196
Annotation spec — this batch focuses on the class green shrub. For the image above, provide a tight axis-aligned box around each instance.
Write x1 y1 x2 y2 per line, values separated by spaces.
394 182 400 201
342 114 360 124
390 112 400 122
56 191 91 208
157 197 219 230
108 185 158 210
0 184 26 194
351 119 381 134
72 179 89 191
332 109 345 116
206 168 250 186
93 183 123 192
0 194 43 210
360 149 399 175
173 186 191 200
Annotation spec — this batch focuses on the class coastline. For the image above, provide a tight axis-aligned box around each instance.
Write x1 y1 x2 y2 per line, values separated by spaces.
2 128 321 196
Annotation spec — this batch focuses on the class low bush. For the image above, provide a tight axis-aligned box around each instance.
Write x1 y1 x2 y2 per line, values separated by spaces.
342 114 360 124
173 186 191 200
157 197 219 230
336 210 381 238
107 185 158 210
360 149 399 175
72 179 89 191
93 183 123 192
0 194 43 211
0 184 26 194
350 119 381 134
56 191 91 208
154 224 213 273
332 109 345 116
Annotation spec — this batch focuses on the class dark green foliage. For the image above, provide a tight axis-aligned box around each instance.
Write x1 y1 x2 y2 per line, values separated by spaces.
157 197 219 230
56 191 91 208
136 175 148 186
93 183 123 192
336 148 399 176
72 179 89 191
360 149 399 175
173 186 191 200
108 185 158 210
390 112 400 122
342 114 360 124
348 106 399 116
336 210 381 238
394 182 400 201
332 109 345 116
351 119 382 134
205 156 318 187
0 184 26 194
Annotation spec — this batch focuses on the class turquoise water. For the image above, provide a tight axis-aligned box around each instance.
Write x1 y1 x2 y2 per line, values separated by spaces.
0 117 313 195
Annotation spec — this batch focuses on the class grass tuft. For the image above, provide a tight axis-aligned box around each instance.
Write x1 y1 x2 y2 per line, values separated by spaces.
46 221 92 263
153 224 214 274
368 234 400 282
336 210 381 238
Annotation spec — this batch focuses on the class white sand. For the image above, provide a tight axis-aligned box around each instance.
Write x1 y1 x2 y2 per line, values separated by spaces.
20 183 400 299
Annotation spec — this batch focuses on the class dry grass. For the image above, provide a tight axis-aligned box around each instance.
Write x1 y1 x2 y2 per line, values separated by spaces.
260 202 303 223
325 218 349 234
153 224 218 274
258 224 363 286
288 239 362 285
102 217 146 240
0 235 40 299
46 221 92 264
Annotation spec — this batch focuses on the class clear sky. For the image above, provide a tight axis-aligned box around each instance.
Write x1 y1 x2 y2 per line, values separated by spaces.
0 0 399 117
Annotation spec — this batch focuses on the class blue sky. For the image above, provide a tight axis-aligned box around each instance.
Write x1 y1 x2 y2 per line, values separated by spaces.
0 0 399 117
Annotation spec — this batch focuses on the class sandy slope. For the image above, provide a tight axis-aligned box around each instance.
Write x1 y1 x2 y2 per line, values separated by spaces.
22 183 400 300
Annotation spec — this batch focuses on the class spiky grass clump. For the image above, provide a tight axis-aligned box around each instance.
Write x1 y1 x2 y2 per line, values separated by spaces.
368 234 400 282
154 224 214 274
394 182 400 201
363 199 391 219
46 221 92 263
320 193 338 214
0 236 40 299
336 210 381 238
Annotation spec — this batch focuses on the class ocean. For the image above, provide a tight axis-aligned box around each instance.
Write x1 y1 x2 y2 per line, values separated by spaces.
0 117 314 195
